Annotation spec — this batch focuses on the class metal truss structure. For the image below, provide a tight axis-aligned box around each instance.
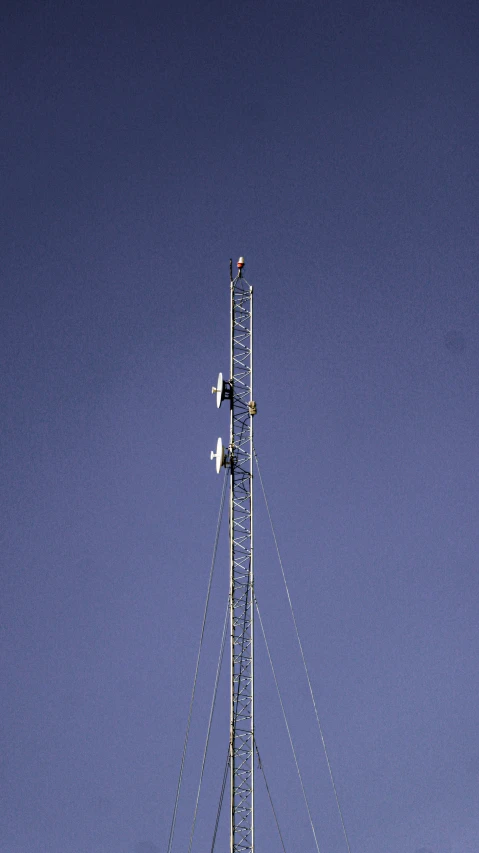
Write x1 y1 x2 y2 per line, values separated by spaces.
229 258 254 853
212 257 255 853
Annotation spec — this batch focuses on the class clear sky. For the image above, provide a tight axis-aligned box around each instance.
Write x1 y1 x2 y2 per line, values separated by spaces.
1 1 478 852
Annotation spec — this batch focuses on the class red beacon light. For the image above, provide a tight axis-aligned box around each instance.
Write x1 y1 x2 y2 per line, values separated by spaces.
237 256 245 270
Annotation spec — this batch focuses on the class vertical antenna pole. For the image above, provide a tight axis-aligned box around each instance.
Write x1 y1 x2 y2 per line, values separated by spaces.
229 256 254 853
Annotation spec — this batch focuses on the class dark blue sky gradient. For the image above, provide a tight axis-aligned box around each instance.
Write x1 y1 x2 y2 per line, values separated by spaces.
1 2 479 852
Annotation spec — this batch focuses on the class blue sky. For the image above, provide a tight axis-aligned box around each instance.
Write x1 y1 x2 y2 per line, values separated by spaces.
1 1 478 851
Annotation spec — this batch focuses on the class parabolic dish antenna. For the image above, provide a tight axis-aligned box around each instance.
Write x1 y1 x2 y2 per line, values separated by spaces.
214 372 225 408
210 436 225 474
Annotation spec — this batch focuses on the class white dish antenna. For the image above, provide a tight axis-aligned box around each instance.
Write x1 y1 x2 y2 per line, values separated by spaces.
212 372 225 409
210 436 225 473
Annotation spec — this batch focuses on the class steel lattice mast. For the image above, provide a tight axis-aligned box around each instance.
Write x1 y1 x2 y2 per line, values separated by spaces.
211 256 255 853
